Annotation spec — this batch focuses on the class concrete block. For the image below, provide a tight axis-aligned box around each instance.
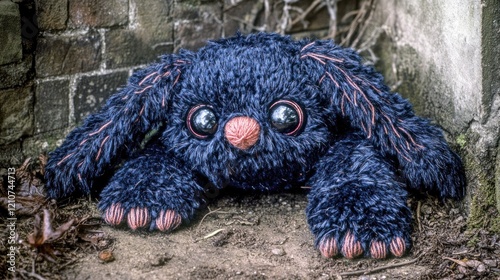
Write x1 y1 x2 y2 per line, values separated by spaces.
0 142 23 170
68 0 128 28
365 0 500 230
0 55 33 89
36 31 102 77
0 87 34 145
105 0 173 68
105 28 173 68
22 130 68 159
74 71 129 124
0 1 22 65
35 79 70 133
36 0 68 30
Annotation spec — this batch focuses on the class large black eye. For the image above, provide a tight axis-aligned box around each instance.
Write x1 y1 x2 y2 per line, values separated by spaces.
186 105 218 139
269 100 305 136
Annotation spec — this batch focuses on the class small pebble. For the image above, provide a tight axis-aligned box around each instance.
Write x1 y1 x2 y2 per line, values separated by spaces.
476 263 487 273
271 248 285 256
98 250 115 263
483 259 497 267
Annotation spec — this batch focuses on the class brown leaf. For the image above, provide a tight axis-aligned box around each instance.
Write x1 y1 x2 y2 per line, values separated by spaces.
27 209 75 259
442 256 468 267
38 154 48 176
13 157 46 197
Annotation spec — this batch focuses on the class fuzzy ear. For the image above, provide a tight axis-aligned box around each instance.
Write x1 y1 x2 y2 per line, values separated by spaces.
45 52 193 199
300 40 465 199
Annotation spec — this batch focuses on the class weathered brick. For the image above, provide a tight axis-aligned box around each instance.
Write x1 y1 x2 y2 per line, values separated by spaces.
0 87 34 146
36 31 102 77
22 131 68 159
68 0 128 28
0 141 23 169
35 79 70 133
74 71 129 124
35 0 68 30
0 1 23 65
174 1 222 51
105 0 173 68
0 55 33 89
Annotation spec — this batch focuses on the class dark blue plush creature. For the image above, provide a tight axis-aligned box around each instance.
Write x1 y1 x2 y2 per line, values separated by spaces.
45 33 465 259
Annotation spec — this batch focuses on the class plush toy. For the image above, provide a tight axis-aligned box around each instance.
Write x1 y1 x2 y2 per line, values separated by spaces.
45 33 465 259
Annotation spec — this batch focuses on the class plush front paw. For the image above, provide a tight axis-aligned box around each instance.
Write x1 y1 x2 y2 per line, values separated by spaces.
317 232 408 259
103 203 182 232
307 176 412 259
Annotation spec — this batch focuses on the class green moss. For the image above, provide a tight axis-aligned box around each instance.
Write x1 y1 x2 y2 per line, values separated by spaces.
464 134 500 233
456 134 467 149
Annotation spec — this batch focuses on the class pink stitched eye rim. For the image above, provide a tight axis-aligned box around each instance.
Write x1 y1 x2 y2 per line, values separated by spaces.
186 104 218 139
268 99 305 136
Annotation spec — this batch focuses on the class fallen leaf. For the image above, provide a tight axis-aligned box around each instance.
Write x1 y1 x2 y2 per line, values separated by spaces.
27 209 74 261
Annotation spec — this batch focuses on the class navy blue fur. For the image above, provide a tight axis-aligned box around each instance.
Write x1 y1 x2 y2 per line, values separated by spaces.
45 33 465 258
98 142 205 228
306 133 412 256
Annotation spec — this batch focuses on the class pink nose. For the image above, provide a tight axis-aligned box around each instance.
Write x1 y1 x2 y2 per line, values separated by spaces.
224 116 260 150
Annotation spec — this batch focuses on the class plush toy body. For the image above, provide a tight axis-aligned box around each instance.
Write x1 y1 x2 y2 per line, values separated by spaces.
45 33 465 259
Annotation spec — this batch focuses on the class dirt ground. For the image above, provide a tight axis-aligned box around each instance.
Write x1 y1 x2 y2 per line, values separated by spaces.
2 184 499 280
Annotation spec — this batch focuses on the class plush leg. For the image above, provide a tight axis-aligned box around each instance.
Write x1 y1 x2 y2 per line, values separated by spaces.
307 135 412 259
98 143 204 231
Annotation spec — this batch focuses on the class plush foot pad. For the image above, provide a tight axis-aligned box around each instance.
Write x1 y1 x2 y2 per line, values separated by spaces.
156 210 182 232
318 236 339 258
370 241 387 259
104 203 125 225
389 237 406 257
102 204 182 232
341 232 363 259
318 233 407 259
127 207 151 230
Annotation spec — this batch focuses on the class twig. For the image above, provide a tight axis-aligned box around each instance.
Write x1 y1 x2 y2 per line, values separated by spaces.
417 200 422 232
195 207 222 232
223 0 246 12
325 0 338 39
289 0 323 29
338 257 419 277
350 0 376 49
442 256 468 267
19 269 48 280
339 4 366 46
226 15 267 32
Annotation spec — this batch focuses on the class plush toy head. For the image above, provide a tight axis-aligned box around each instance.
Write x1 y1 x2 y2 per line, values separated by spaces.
163 35 335 190
45 33 465 259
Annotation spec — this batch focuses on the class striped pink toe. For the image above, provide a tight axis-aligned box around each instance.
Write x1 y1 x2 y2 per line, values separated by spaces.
318 237 339 258
370 241 387 259
341 232 363 259
127 207 150 230
389 237 406 257
156 210 182 232
104 203 124 226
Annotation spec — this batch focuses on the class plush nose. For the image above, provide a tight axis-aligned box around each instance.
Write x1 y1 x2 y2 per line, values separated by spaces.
224 116 260 150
